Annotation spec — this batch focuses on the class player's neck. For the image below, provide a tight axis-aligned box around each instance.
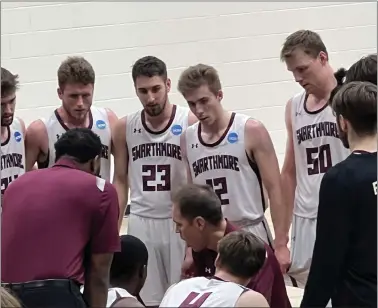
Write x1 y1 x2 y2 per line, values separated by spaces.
312 69 337 100
349 134 377 153
1 126 8 138
144 102 173 129
214 269 249 286
207 219 228 251
113 280 138 296
202 109 231 134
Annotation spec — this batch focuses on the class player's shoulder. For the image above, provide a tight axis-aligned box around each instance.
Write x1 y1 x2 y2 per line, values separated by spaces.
237 289 269 307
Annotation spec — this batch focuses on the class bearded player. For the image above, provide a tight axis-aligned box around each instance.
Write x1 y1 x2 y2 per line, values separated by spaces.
1 67 26 197
112 56 197 306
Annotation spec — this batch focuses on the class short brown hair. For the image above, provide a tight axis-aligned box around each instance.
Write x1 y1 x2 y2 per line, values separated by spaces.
172 183 223 225
280 30 328 61
332 81 376 136
57 56 95 89
178 64 222 97
346 54 377 85
1 67 19 98
217 231 266 279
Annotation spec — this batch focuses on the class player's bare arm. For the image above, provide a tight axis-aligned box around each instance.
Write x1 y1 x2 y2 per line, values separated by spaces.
24 119 49 171
180 132 193 184
112 117 129 231
106 108 119 158
236 290 270 307
245 119 290 272
245 119 287 243
280 99 297 236
19 118 37 171
179 131 194 278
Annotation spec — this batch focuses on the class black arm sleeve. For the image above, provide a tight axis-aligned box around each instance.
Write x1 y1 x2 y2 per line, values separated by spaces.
301 169 352 307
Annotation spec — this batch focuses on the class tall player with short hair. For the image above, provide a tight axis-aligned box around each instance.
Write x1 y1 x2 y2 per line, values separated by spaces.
280 30 350 287
1 67 26 197
160 230 269 307
112 56 197 307
178 63 290 273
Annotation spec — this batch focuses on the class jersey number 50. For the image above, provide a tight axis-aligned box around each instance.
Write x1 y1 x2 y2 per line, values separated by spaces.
142 164 171 191
306 144 333 175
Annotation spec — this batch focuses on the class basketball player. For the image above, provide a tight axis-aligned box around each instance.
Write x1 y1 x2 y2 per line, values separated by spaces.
1 67 26 197
160 230 269 307
24 56 117 178
280 30 350 288
302 79 377 307
177 63 290 273
107 235 148 307
112 56 197 307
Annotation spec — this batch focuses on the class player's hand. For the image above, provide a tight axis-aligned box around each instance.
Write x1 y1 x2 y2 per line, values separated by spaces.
274 245 291 274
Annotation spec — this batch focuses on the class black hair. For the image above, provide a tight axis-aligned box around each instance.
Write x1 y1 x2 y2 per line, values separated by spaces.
54 128 102 163
346 54 377 85
1 67 19 97
131 56 167 83
110 235 148 281
172 184 223 225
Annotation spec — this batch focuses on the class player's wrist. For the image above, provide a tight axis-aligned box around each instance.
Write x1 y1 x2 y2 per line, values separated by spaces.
273 235 289 248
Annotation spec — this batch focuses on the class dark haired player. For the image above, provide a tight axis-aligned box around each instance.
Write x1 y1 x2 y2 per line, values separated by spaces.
107 235 148 307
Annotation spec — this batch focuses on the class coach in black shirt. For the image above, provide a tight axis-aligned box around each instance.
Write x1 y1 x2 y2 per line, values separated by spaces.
301 67 377 306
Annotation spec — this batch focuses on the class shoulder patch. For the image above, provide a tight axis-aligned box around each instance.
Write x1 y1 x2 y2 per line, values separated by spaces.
96 176 106 192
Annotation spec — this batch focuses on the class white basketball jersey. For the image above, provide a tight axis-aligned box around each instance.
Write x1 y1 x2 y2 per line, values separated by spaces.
43 106 112 181
1 118 26 195
185 113 266 224
107 287 135 307
291 91 350 218
127 105 190 218
160 277 247 307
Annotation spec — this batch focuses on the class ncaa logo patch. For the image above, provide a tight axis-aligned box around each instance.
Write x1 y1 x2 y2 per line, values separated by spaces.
171 124 183 136
96 120 106 130
14 131 22 143
227 132 238 144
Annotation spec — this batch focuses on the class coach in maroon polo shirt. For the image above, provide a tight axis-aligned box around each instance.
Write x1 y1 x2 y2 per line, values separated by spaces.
1 128 120 308
172 183 292 308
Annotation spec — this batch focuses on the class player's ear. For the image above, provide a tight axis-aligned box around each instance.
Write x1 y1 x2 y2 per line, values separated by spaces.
194 216 206 230
214 254 220 268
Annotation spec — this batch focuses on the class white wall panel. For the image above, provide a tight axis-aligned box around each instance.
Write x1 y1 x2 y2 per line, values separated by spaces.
1 1 376 165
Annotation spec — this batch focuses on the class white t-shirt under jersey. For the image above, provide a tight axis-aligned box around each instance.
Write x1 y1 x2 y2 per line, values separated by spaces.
185 112 266 224
291 91 350 218
107 287 135 307
1 117 26 195
43 106 112 181
159 277 247 307
126 105 190 219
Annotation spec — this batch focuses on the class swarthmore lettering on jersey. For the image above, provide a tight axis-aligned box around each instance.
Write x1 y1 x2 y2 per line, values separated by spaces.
185 113 267 222
1 153 24 170
192 155 239 177
1 118 26 195
296 121 339 145
43 106 112 181
291 91 350 218
131 142 181 161
126 105 190 219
